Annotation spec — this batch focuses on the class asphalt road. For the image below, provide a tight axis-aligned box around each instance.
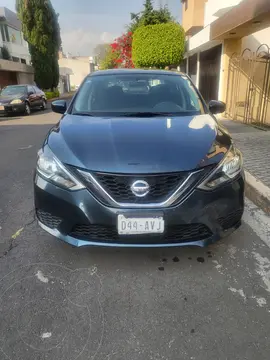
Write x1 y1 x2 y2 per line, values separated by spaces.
1 108 270 360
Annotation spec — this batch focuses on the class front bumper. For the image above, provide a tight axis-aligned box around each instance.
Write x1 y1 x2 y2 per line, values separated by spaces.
0 103 25 116
34 172 244 248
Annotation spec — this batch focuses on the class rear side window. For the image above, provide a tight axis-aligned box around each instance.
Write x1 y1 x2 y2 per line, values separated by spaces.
27 86 35 94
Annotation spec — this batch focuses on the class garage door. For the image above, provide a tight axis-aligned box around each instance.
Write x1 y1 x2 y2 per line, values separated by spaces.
0 71 18 89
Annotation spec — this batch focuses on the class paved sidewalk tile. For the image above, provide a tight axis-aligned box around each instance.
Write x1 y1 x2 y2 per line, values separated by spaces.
221 120 270 188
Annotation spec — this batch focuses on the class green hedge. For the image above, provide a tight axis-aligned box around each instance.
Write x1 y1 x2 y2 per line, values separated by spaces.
45 90 60 100
132 23 185 68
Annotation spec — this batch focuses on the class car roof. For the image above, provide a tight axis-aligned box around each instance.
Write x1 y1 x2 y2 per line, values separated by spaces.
5 84 33 87
90 68 185 77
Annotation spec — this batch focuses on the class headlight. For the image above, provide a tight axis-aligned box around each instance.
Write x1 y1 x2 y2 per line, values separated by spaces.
36 147 85 191
10 99 23 104
198 147 243 190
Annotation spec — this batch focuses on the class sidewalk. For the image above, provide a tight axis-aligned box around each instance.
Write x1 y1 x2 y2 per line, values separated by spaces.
59 91 75 100
47 91 75 103
221 119 270 213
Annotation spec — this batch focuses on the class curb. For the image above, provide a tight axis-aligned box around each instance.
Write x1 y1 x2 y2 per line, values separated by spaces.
245 170 270 215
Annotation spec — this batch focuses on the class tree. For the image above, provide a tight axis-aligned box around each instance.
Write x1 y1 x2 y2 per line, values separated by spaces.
129 12 141 33
94 43 110 65
140 0 155 26
128 0 174 33
16 0 61 90
99 45 120 70
132 23 185 68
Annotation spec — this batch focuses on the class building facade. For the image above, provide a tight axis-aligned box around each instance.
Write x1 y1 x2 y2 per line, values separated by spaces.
182 0 270 125
58 52 96 93
0 7 34 89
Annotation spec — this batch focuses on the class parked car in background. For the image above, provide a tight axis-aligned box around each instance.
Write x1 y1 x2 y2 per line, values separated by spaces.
0 85 47 116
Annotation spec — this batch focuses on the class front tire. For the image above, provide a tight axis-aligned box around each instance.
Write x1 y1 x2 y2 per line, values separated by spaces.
25 102 31 116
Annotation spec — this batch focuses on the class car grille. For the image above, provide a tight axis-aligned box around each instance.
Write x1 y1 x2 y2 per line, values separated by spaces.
92 172 188 204
70 223 212 244
72 165 216 207
36 210 62 229
218 209 243 230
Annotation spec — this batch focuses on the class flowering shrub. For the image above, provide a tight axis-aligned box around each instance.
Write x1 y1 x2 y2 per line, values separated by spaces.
110 32 134 68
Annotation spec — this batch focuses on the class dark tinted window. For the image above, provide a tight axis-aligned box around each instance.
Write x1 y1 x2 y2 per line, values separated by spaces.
0 24 9 42
72 73 205 117
4 25 9 42
0 25 6 42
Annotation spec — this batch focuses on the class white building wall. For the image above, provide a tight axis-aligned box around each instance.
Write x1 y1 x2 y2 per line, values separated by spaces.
0 8 31 64
204 0 243 27
189 25 210 51
241 27 270 53
59 58 90 89
2 41 31 64
188 0 243 53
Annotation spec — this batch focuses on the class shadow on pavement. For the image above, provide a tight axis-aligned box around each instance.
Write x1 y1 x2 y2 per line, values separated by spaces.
0 116 22 121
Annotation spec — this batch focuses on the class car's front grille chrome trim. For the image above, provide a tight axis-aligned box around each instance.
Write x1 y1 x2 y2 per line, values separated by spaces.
77 169 204 208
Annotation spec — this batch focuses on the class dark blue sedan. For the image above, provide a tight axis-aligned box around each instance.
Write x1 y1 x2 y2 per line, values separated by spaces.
34 69 244 248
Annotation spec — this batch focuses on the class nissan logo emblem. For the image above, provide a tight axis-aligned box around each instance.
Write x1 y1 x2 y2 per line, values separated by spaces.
130 180 150 197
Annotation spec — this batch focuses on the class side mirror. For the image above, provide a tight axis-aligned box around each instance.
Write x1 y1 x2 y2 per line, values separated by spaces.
209 100 226 115
28 91 34 96
51 100 67 114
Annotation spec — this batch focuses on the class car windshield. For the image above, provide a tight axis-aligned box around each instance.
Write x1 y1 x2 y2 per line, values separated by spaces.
72 73 205 117
1 85 26 97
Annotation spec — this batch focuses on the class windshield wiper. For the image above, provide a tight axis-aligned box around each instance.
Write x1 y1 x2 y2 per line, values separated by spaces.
117 112 172 117
72 112 93 117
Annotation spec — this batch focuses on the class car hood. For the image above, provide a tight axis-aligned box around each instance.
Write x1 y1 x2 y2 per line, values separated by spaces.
0 95 24 104
47 114 232 173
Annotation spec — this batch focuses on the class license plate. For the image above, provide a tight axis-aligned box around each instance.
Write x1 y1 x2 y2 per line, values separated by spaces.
118 215 164 235
0 106 4 111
